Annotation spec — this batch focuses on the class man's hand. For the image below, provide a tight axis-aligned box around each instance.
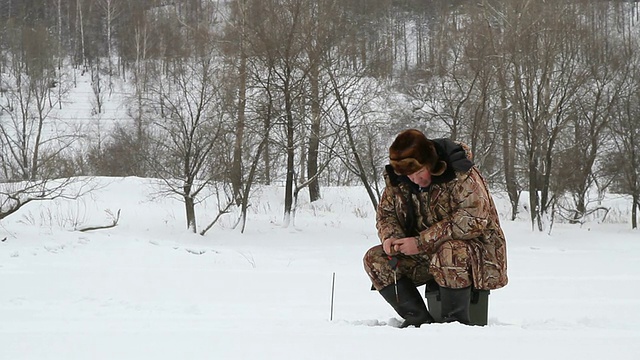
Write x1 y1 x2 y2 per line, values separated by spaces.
391 237 420 255
382 238 397 255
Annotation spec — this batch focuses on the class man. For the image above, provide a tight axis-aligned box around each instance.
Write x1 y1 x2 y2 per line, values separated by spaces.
364 129 508 327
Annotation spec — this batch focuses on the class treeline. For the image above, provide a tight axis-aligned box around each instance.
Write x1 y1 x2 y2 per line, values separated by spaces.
0 0 639 231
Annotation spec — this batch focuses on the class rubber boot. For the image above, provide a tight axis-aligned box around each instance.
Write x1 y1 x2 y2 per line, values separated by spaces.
439 286 471 324
379 277 434 328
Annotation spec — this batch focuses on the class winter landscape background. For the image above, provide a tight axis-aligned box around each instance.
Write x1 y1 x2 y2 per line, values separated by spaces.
1 175 639 360
2 1 640 358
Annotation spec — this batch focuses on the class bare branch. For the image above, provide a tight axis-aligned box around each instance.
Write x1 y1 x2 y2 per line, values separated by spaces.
77 209 121 232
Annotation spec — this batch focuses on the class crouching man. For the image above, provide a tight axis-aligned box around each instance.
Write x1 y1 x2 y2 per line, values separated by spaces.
364 129 508 327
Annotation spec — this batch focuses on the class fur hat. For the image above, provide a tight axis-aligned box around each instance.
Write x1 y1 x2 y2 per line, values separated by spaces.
389 129 447 176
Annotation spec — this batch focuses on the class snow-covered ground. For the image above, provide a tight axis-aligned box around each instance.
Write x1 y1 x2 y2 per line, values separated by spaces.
1 177 639 359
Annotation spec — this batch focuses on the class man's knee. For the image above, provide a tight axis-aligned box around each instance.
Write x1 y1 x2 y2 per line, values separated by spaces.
363 244 385 269
433 240 471 268
363 245 395 290
430 240 472 288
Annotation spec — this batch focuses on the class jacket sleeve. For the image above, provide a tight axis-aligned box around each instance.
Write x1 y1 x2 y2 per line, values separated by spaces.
416 168 492 254
375 187 407 243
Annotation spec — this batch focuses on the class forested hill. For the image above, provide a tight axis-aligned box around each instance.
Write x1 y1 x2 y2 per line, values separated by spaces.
1 0 639 230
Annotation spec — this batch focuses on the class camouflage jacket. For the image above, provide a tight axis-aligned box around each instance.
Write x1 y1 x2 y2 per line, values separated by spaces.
376 139 508 290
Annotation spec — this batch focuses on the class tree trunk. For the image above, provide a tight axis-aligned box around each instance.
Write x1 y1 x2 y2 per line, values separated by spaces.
283 82 295 227
307 62 321 202
185 194 197 233
77 0 85 68
232 46 247 205
528 146 540 231
499 78 519 220
633 194 639 229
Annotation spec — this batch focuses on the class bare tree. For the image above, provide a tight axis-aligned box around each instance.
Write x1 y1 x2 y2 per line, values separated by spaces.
0 23 72 180
75 0 87 68
96 0 123 89
607 22 640 229
244 0 318 227
222 0 249 206
234 62 280 232
0 19 86 219
324 60 388 210
302 0 343 202
608 90 640 229
145 49 229 233
498 2 588 231
556 59 626 223
479 0 524 220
